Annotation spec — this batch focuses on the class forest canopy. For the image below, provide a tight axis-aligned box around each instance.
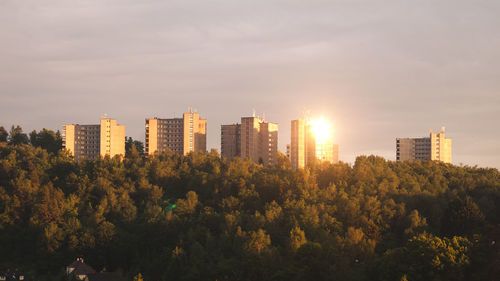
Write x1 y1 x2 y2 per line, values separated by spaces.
0 127 499 281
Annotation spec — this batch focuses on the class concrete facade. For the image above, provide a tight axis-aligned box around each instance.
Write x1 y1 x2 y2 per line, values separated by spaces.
259 121 279 166
221 124 241 161
62 118 125 161
396 127 452 163
221 116 278 166
431 129 452 163
145 112 207 156
100 118 126 158
291 119 307 169
183 112 207 154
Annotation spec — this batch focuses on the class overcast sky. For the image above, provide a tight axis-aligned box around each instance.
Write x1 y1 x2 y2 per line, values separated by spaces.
1 0 499 168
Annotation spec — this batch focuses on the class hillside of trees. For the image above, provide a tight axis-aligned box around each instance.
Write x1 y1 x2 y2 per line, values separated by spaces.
0 126 499 281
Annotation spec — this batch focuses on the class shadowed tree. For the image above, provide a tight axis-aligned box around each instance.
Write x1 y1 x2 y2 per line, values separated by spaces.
0 126 8 142
125 137 145 157
441 196 485 237
8 125 29 145
29 129 63 154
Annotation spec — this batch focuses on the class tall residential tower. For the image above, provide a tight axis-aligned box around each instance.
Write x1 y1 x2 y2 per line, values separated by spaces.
145 111 207 156
290 118 339 169
221 116 278 165
62 118 126 161
396 127 452 163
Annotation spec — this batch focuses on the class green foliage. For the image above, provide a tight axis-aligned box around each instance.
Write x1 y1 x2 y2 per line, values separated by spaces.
0 126 8 142
378 233 472 281
0 145 499 281
441 196 485 237
8 125 29 145
29 128 63 154
125 137 145 158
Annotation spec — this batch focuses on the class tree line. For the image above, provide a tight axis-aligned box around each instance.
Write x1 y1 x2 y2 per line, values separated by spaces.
0 125 499 281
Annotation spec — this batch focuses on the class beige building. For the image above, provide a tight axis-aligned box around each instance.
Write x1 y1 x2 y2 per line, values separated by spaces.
396 127 452 163
62 118 125 161
145 111 207 156
221 116 278 165
291 119 307 169
290 119 339 169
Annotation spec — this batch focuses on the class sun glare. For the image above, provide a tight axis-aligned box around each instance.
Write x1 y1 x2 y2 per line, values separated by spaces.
310 119 332 143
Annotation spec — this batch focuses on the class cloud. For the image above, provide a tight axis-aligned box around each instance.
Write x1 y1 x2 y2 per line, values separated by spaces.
1 0 499 168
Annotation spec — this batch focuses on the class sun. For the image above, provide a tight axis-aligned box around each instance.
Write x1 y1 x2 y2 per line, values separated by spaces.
310 118 332 143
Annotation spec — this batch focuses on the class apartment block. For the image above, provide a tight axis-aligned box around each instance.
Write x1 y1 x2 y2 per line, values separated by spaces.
396 127 452 163
221 116 278 165
290 119 339 169
62 118 125 161
145 112 207 156
221 124 241 161
291 119 307 169
257 120 279 166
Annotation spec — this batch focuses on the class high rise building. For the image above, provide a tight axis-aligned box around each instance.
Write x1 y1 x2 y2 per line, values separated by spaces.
62 118 125 161
396 127 452 163
290 119 339 169
221 116 278 165
221 123 241 161
145 111 207 156
291 119 307 169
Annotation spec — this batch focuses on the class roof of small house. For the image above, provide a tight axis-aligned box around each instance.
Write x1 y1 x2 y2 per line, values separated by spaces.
68 258 83 268
73 263 96 276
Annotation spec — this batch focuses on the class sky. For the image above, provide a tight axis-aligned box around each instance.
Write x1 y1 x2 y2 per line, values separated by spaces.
1 0 499 168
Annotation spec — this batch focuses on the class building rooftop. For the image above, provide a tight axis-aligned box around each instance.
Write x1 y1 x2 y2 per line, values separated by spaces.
67 258 96 276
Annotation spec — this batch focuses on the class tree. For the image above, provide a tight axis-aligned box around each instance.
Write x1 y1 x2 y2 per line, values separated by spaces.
289 226 307 251
133 273 144 281
175 191 199 215
245 229 271 254
378 233 472 281
0 147 499 281
404 209 428 235
441 196 485 237
289 242 331 281
125 137 144 157
258 157 264 165
276 151 291 169
29 129 63 153
8 125 29 145
0 126 8 142
186 191 198 211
